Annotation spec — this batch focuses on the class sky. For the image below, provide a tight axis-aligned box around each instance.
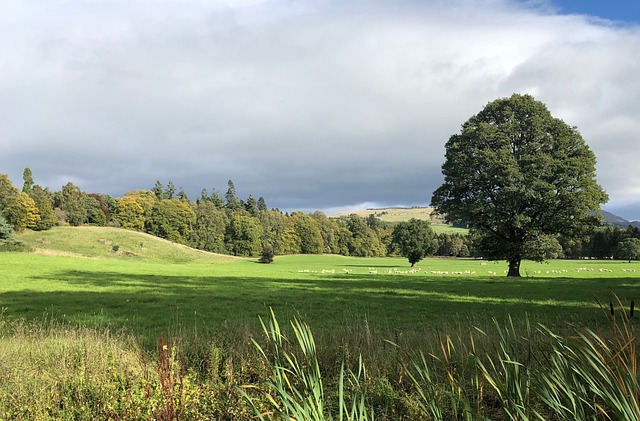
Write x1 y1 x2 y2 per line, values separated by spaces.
1 0 639 221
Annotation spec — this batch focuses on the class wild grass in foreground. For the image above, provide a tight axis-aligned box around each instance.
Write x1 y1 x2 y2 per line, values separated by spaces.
1 299 638 420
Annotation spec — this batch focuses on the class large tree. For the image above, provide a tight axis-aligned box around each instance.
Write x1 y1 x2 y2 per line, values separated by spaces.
614 238 640 263
391 218 438 266
431 94 608 276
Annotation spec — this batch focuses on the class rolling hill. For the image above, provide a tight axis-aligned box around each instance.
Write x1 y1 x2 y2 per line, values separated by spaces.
334 207 638 230
14 226 237 263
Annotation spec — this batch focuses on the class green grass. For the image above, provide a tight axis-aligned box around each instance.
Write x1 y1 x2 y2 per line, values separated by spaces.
3 226 640 419
4 227 639 345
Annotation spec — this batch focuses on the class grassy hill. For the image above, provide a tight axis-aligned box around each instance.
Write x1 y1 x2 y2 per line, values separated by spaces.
333 207 468 233
15 226 236 263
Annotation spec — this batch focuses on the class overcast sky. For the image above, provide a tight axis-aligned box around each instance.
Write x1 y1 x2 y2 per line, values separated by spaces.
2 0 639 220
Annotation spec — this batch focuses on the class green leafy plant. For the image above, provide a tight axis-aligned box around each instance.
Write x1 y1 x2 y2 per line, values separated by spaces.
241 309 374 420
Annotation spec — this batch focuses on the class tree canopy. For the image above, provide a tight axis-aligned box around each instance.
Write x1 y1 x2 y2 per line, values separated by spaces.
431 94 608 276
392 218 438 266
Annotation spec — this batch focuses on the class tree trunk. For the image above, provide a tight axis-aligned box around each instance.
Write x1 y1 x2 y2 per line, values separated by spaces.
507 259 521 277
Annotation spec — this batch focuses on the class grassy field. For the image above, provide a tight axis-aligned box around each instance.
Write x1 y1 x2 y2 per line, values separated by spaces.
2 226 640 419
4 227 639 342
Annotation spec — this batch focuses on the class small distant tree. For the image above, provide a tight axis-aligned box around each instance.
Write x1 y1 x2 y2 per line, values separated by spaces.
30 186 56 230
245 195 258 216
177 187 189 202
210 189 225 208
257 197 268 211
60 182 87 226
614 238 640 263
151 180 165 200
0 213 13 241
1 191 39 232
259 245 274 263
392 218 438 266
22 167 34 193
0 213 25 251
165 181 176 200
225 180 241 211
85 195 107 226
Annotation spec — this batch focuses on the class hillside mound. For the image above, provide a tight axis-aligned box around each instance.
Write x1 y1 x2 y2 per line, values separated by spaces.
15 226 238 263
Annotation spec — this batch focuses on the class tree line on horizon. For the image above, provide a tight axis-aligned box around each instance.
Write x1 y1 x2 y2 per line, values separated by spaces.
0 169 461 259
0 168 638 262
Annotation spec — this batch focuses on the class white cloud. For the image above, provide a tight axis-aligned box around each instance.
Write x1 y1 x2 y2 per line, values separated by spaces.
1 0 639 219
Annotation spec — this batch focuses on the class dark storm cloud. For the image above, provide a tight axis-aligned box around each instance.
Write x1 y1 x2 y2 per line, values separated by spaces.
1 0 639 219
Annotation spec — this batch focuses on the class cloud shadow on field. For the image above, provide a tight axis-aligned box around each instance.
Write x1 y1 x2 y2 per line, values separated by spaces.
1 270 637 344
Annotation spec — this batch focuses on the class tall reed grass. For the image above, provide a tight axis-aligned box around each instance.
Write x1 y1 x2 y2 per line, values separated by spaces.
0 299 637 420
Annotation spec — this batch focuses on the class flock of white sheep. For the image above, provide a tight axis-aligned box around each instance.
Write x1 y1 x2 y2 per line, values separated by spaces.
296 265 636 276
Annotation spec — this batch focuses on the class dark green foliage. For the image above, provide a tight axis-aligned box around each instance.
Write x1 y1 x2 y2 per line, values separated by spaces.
245 194 258 216
0 213 28 251
60 182 87 226
165 180 176 199
391 218 437 266
225 179 242 211
30 185 57 230
259 245 274 263
435 232 472 257
432 94 608 276
85 195 107 226
292 212 324 254
190 200 228 253
614 238 640 262
151 180 165 200
178 187 189 202
345 214 386 257
210 189 225 208
258 209 289 254
21 167 34 193
0 213 13 240
226 212 263 256
311 211 342 254
257 196 267 211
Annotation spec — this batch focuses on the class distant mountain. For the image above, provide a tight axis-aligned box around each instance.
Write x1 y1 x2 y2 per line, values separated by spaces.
602 210 640 228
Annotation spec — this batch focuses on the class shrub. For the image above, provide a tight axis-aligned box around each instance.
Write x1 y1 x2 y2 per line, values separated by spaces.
259 246 274 264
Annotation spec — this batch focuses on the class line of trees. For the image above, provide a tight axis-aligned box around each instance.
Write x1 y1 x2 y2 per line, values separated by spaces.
0 171 402 258
1 169 637 262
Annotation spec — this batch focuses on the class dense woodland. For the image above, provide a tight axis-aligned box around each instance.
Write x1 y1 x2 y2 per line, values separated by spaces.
0 169 638 261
